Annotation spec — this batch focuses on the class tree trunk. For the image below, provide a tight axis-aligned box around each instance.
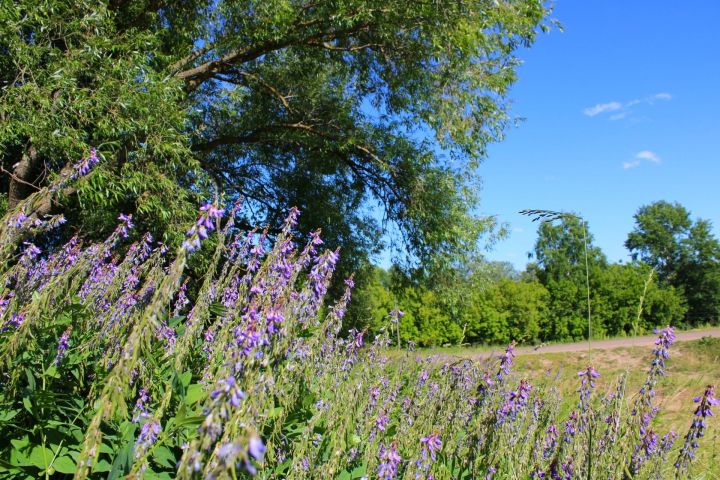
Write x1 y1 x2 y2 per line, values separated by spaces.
7 144 41 209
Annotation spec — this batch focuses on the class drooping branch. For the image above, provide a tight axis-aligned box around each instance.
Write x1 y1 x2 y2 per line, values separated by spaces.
176 20 375 91
192 123 403 211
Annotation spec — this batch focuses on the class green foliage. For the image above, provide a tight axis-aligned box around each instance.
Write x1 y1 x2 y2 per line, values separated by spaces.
0 0 553 275
466 278 548 344
627 201 720 325
0 0 201 243
593 263 687 336
346 207 696 347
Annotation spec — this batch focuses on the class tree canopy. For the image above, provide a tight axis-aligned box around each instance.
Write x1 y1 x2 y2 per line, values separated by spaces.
626 201 720 324
0 0 552 273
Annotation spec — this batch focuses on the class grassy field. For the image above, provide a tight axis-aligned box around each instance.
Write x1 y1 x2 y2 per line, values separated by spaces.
429 335 720 477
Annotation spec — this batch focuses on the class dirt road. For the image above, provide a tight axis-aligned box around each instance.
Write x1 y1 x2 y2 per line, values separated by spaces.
455 328 720 359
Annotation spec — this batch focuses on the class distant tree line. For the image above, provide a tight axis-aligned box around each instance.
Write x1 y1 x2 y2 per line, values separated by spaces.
349 201 720 347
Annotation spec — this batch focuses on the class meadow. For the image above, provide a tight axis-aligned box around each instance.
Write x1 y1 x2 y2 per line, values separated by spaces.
0 158 717 479
456 337 720 474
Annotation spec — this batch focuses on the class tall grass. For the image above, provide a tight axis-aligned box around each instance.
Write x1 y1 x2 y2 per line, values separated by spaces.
0 154 716 479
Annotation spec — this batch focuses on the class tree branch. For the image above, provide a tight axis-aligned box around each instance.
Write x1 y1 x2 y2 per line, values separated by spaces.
176 21 374 91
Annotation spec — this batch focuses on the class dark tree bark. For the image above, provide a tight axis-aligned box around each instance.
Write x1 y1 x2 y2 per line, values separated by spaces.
7 144 42 209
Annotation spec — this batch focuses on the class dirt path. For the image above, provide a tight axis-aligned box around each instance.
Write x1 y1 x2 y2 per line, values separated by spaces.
455 328 720 359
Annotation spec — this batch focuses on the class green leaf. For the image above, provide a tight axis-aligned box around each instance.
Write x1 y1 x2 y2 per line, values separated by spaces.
108 424 137 480
22 397 32 415
10 437 29 450
92 460 113 473
184 384 206 405
152 446 175 468
0 409 19 422
176 415 205 427
24 369 36 392
267 406 283 419
28 445 52 470
351 464 367 478
52 456 76 474
208 302 228 317
179 370 192 388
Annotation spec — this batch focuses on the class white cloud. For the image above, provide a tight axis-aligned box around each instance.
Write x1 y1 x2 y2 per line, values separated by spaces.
583 101 622 117
623 160 641 170
623 150 662 170
636 150 661 163
585 93 672 120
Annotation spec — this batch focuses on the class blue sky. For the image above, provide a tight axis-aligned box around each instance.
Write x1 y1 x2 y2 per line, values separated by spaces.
477 0 720 270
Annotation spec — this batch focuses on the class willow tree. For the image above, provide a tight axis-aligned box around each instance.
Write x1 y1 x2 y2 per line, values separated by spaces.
1 0 551 270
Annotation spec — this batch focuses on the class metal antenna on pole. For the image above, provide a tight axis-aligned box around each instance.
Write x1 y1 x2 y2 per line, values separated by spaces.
520 209 593 360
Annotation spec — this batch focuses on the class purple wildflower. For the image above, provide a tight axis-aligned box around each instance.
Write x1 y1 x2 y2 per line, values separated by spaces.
216 442 241 467
542 424 559 458
659 431 677 459
172 279 190 317
420 433 442 462
498 379 533 423
281 206 301 234
116 213 134 238
183 202 225 253
1 312 24 332
54 327 72 365
389 308 404 325
497 342 516 381
651 326 675 376
71 148 100 179
210 376 245 408
577 366 599 403
375 412 389 432
563 411 578 443
133 388 150 422
486 466 497 480
632 326 677 426
135 420 161 458
7 211 28 229
675 385 718 473
377 442 401 480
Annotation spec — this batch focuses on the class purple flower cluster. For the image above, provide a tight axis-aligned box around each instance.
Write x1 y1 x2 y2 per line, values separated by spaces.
116 214 134 239
377 442 402 480
541 424 558 459
135 420 161 459
1 312 24 332
651 325 675 376
497 379 532 423
54 327 72 365
133 388 150 422
675 384 718 472
496 342 516 381
632 326 677 425
210 376 245 408
71 148 100 179
5 192 719 480
183 202 225 252
389 308 404 325
7 211 28 229
419 433 442 462
577 365 599 410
